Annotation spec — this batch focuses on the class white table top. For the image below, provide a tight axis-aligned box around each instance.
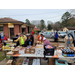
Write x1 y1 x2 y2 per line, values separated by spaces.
46 55 75 58
19 54 44 57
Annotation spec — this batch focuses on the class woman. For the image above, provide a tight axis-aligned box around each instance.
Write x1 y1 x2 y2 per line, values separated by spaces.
0 35 2 44
54 32 58 42
64 34 73 47
14 33 27 47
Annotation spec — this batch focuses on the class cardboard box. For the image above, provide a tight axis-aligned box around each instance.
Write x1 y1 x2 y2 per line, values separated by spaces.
30 49 35 54
49 58 55 65
6 60 13 65
12 50 19 54
19 47 25 54
58 45 65 49
70 47 75 54
6 51 14 56
25 48 30 54
16 58 24 65
36 41 42 44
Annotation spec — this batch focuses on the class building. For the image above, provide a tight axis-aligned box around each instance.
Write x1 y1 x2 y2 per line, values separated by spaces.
63 27 75 32
63 27 69 32
0 17 34 39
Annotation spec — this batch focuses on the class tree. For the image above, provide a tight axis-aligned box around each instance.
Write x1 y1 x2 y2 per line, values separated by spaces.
61 11 71 27
40 19 46 30
47 24 52 30
25 19 31 25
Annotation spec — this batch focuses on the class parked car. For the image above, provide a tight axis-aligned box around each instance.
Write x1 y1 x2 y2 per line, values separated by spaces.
58 32 67 38
42 32 52 38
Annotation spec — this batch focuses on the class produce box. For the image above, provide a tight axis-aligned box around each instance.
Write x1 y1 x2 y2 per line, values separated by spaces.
25 48 30 54
16 58 24 65
19 47 26 54
70 47 75 54
36 41 42 44
6 51 14 56
58 45 65 49
49 58 55 65
30 49 35 54
6 60 13 65
12 50 19 54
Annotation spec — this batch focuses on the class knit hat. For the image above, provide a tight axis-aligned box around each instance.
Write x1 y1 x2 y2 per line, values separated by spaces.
43 37 46 41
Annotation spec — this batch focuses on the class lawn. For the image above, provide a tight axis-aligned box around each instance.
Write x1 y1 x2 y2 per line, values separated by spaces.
0 51 5 62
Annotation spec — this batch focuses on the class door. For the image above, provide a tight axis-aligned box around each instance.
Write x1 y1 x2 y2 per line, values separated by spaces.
10 28 14 39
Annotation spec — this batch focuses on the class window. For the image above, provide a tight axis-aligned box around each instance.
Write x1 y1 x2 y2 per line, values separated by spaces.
0 26 3 31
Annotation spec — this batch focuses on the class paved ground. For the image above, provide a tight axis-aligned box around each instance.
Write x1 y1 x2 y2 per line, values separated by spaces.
0 35 75 65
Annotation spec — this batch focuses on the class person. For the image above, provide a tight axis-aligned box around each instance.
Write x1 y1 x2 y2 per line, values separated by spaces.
30 33 34 45
70 32 75 47
64 33 73 47
27 34 31 45
43 37 51 60
43 37 51 46
3 35 8 41
0 35 2 44
3 35 8 46
31 30 34 35
54 32 58 42
14 33 27 47
38 34 44 42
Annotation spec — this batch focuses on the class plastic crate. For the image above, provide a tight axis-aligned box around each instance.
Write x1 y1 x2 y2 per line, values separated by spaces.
55 59 68 65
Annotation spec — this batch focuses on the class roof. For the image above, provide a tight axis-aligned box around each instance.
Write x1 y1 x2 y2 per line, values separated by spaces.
22 23 34 27
67 27 75 30
0 17 24 24
33 28 40 31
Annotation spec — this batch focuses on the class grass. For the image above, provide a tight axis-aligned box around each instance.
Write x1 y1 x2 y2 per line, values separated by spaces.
47 30 51 32
0 51 5 62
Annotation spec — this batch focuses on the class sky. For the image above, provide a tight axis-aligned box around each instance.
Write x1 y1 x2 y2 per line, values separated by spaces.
0 9 70 25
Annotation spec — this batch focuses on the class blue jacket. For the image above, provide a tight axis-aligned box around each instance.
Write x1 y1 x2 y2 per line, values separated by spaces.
55 33 58 39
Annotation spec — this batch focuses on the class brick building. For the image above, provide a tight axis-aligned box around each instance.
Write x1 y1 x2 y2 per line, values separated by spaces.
0 17 34 39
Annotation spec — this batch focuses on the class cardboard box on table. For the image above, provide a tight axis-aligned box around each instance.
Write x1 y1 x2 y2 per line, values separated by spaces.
25 48 30 54
70 47 75 54
19 47 26 54
6 51 14 56
58 45 65 49
12 46 22 54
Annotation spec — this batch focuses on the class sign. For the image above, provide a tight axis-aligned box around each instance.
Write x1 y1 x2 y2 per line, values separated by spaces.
1 32 4 39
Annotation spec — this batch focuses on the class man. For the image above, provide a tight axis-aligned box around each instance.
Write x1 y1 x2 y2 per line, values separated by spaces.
14 33 27 47
38 34 44 42
54 32 58 42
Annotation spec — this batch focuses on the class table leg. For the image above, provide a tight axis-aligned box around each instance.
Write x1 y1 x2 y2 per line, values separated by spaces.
4 51 6 56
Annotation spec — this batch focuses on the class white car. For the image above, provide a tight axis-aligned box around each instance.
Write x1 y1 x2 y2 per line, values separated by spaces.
58 32 67 38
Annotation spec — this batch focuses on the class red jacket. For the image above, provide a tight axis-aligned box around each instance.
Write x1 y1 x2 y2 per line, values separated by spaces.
0 39 2 43
32 30 34 35
4 36 8 40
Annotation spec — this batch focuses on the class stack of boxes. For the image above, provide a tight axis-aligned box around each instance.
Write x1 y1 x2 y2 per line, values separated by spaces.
35 45 44 56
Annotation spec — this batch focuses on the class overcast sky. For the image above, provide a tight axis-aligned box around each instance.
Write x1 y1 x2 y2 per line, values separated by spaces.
0 9 70 25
